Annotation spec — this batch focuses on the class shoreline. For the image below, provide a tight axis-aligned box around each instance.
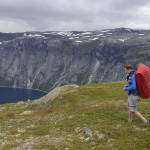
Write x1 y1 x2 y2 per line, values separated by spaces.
0 86 48 94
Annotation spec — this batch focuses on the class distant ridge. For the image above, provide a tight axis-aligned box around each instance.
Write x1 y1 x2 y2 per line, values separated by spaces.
0 28 150 91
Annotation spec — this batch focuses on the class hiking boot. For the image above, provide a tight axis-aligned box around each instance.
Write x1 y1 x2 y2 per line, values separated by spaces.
128 119 132 122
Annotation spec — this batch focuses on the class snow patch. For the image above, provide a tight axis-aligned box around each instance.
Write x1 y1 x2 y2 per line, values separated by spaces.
118 38 128 42
43 32 52 35
24 33 45 38
57 32 72 37
101 30 110 33
75 41 82 43
95 34 104 36
57 32 67 36
72 34 80 37
81 32 92 35
126 29 131 32
90 38 99 41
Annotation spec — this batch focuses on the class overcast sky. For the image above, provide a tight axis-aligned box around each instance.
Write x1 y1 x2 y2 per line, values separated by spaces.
0 0 150 33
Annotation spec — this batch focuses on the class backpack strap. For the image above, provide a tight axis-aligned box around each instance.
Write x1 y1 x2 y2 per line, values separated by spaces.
126 70 135 84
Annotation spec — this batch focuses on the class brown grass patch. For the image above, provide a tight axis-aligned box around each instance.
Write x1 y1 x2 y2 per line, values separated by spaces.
0 112 15 119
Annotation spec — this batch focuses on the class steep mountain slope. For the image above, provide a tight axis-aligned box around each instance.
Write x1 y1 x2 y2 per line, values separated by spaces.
0 82 150 150
0 28 150 91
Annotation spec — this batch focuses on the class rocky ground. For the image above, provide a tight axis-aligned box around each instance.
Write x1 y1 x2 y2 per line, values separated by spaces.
0 82 150 150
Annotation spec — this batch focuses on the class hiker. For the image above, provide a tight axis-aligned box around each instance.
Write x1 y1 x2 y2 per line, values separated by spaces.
123 64 149 123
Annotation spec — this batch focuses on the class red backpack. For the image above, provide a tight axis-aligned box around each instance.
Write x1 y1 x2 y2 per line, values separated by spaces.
136 64 150 99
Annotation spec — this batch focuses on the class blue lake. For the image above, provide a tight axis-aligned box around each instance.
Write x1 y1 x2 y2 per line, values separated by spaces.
0 87 47 105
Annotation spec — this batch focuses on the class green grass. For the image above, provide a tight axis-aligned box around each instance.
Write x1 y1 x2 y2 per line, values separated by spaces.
0 81 150 149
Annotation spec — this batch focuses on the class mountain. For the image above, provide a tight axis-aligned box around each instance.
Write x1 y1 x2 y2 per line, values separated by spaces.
0 81 150 149
0 27 150 92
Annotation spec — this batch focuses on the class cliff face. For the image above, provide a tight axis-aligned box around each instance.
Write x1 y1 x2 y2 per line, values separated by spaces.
0 28 150 91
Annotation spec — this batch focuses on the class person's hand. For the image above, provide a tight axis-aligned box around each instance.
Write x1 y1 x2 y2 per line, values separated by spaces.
123 88 126 91
123 85 127 91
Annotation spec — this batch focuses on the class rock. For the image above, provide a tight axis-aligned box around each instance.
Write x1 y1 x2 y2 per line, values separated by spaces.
21 111 32 115
0 107 6 112
17 101 24 105
20 105 29 110
20 84 79 109
83 128 92 137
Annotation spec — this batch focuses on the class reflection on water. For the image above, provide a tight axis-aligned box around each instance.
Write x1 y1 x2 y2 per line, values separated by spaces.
0 87 47 104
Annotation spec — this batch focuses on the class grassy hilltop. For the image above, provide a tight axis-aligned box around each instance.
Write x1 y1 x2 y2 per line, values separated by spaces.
0 81 150 150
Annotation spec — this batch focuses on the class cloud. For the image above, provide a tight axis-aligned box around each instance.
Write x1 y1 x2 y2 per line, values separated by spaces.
0 0 150 32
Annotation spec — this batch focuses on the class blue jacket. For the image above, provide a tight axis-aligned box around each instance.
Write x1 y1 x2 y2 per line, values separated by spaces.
125 74 138 95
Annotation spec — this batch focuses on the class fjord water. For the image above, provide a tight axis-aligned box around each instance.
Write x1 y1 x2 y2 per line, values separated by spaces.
0 87 47 104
